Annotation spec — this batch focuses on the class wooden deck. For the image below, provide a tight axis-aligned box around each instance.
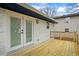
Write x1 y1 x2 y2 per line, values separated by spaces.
9 38 79 56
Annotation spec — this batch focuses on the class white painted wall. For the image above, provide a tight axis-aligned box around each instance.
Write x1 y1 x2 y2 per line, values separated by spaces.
33 19 50 44
0 13 6 55
50 23 55 31
0 9 11 55
54 16 79 43
0 8 54 55
54 17 79 32
69 16 79 44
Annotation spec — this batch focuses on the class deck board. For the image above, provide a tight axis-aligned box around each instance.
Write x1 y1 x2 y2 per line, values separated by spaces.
9 38 79 56
22 39 78 56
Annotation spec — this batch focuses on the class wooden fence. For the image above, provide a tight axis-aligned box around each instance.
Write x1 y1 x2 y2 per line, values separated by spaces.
50 31 78 43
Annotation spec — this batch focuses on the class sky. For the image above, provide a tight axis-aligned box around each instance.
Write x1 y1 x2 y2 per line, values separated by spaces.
27 3 79 16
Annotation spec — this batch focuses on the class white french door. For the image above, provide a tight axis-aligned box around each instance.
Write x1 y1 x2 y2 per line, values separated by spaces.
10 16 33 51
23 19 33 46
10 16 23 51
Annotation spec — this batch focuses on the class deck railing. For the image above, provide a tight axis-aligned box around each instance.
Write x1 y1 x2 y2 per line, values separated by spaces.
50 31 78 44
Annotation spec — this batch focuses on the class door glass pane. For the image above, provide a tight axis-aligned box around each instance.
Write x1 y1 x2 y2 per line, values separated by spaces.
26 20 32 42
10 17 21 47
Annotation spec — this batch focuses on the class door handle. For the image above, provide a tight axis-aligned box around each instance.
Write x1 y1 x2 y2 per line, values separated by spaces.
18 29 23 34
21 29 24 34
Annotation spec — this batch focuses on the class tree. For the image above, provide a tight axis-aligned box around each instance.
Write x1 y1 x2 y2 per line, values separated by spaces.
39 7 57 18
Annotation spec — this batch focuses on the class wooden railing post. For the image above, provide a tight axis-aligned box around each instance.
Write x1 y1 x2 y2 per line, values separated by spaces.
50 31 79 43
73 32 79 44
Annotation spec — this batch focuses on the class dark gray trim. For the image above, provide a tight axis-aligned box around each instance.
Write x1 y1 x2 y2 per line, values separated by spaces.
0 3 57 24
53 13 79 19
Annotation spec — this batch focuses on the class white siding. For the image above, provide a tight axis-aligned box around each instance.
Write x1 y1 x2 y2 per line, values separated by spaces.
0 12 9 55
0 13 5 55
50 23 54 31
0 8 54 55
33 19 50 44
54 16 79 43
54 17 79 32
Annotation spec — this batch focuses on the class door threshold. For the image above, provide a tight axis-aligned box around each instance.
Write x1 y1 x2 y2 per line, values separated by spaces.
7 43 34 56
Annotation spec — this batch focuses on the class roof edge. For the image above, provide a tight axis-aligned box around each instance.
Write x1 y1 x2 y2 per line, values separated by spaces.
53 13 79 19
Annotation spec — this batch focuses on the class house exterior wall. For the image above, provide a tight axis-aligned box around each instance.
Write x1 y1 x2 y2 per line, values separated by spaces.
70 16 79 44
33 19 51 44
0 8 54 55
0 12 7 55
54 16 79 43
54 16 79 32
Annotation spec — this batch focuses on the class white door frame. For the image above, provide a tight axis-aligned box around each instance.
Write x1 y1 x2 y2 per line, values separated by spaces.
23 17 34 46
9 16 23 51
9 15 34 51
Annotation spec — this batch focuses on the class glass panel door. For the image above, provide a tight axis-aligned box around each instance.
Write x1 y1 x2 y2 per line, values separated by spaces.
26 20 32 43
10 17 21 47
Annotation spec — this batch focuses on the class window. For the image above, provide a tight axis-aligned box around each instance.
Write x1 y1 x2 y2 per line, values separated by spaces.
65 28 69 32
65 17 70 23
